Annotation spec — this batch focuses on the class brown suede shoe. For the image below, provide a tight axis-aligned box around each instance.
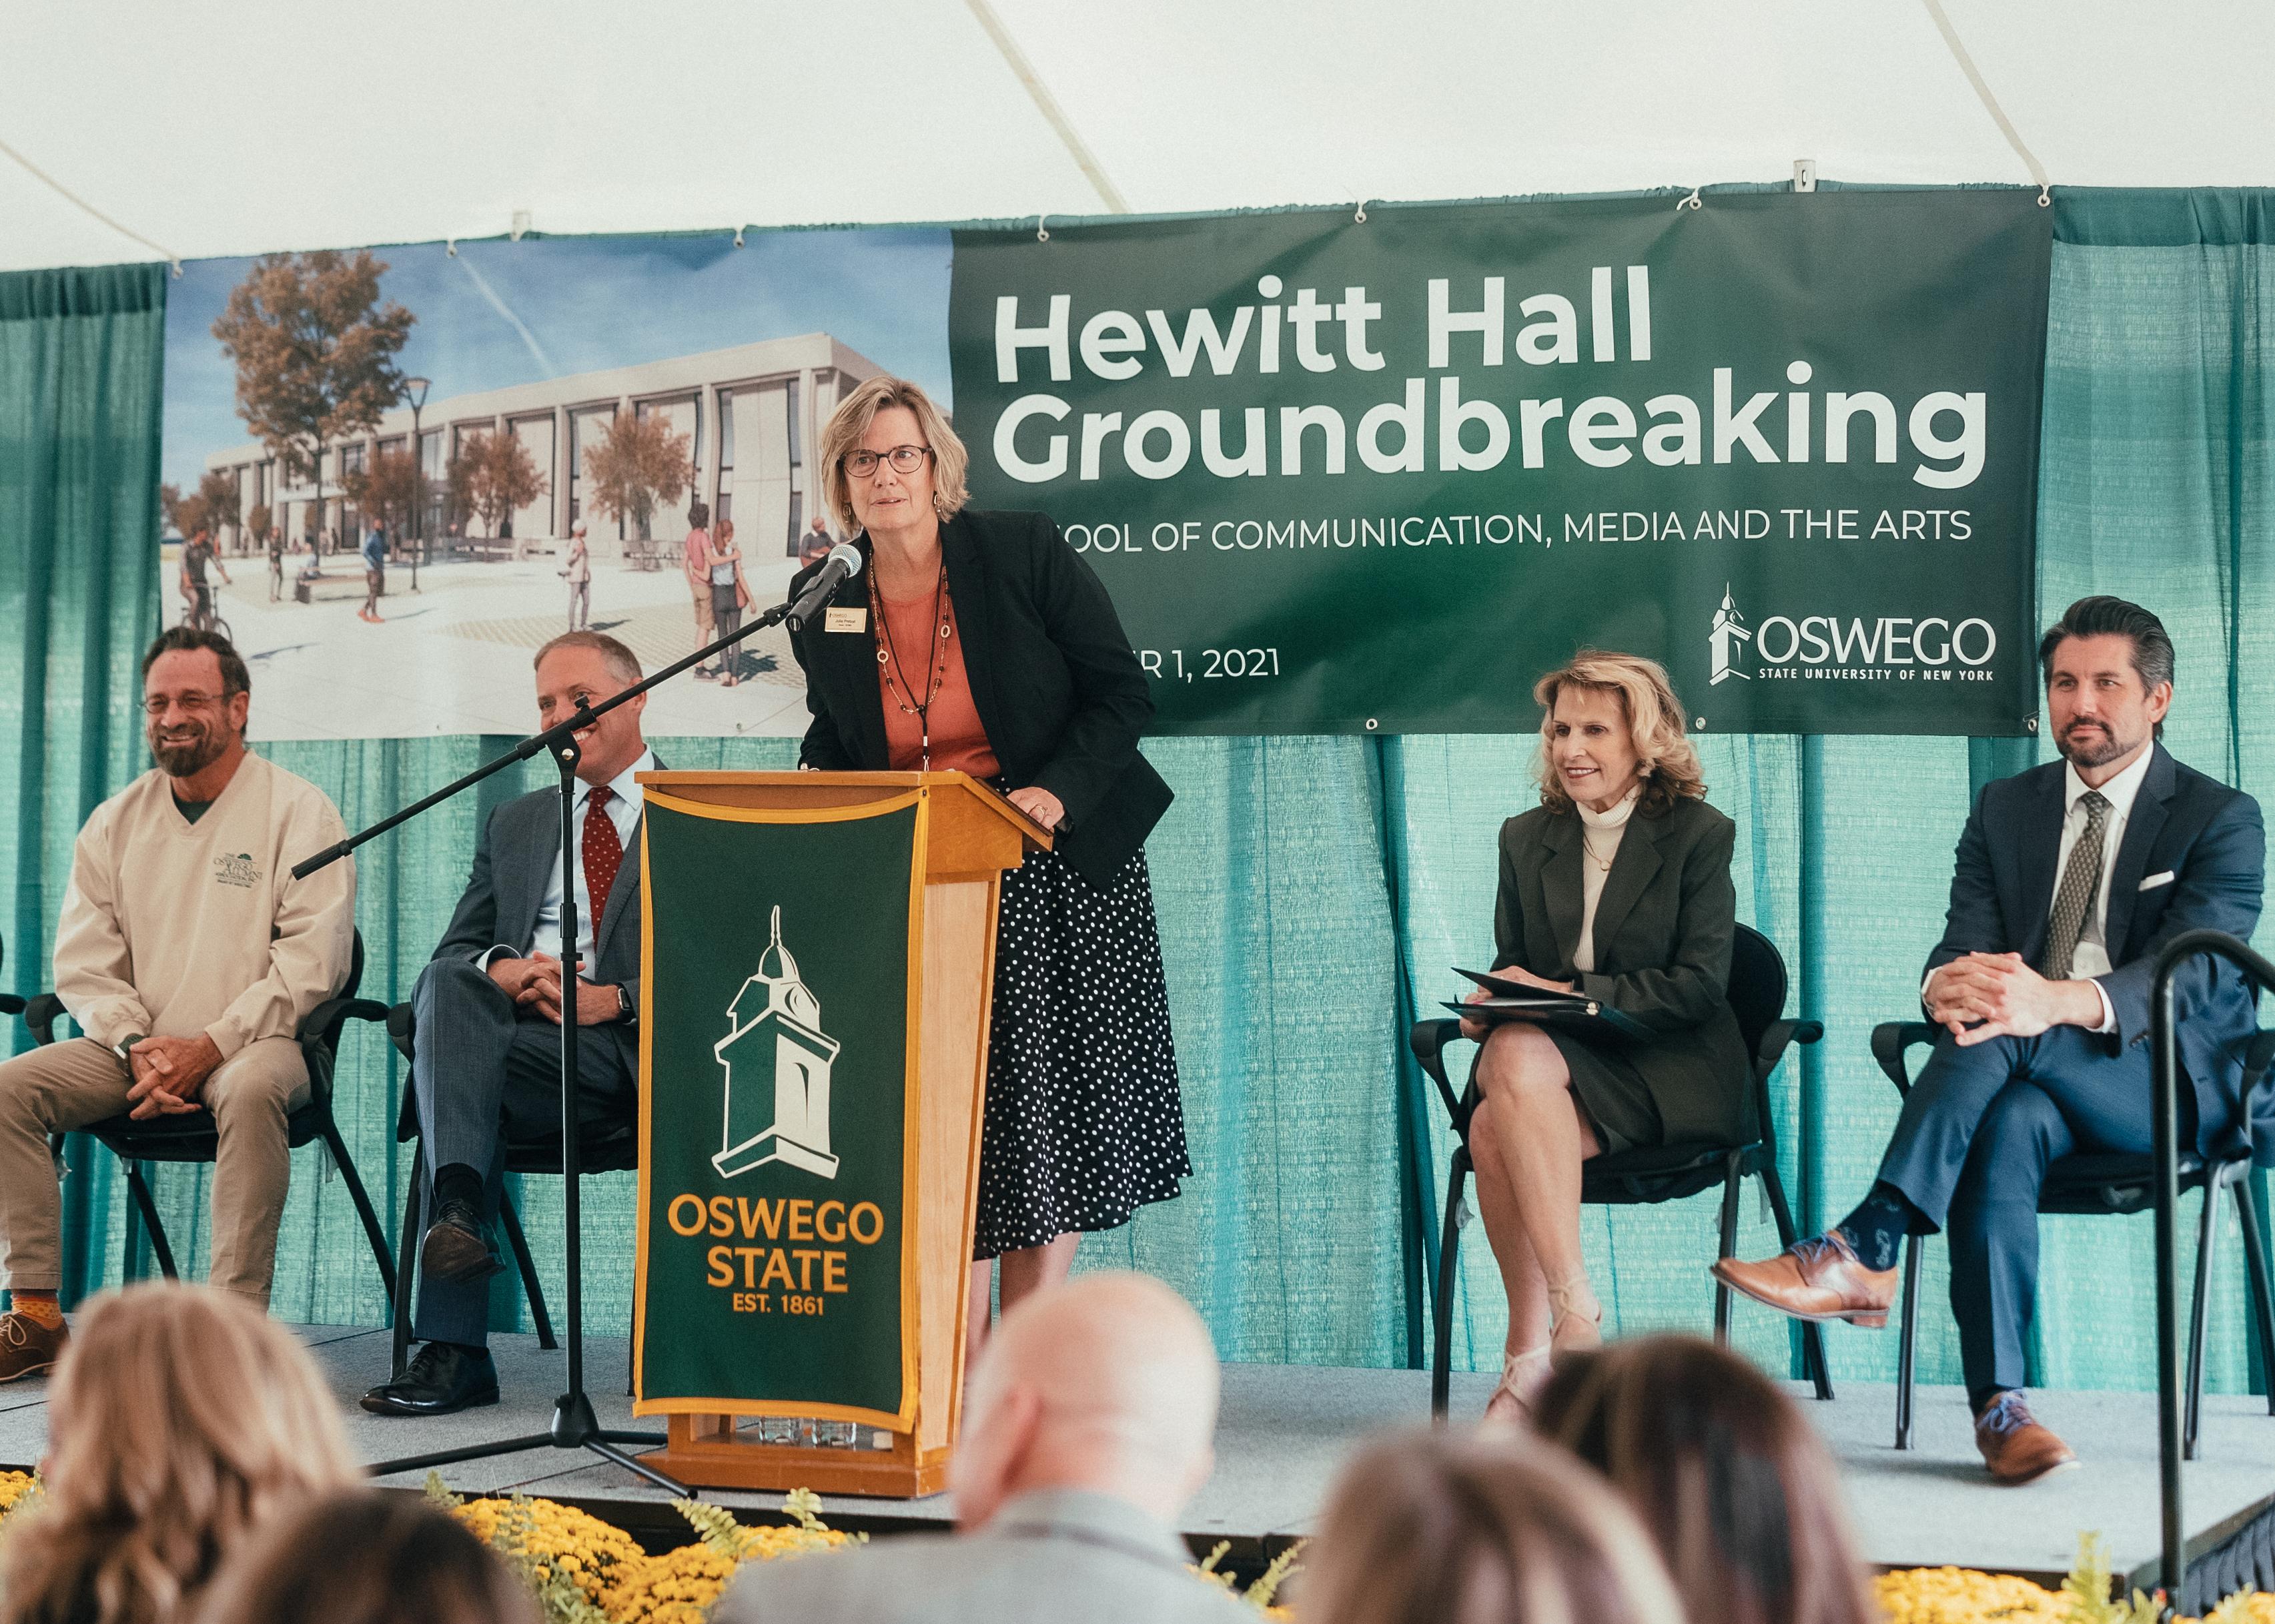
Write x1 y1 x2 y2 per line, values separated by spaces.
1974 1392 2080 1485
1711 1233 1897 1326
0 1310 66 1383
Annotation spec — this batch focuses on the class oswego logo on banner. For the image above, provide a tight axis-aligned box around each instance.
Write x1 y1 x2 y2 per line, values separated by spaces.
1709 590 1999 686
638 795 917 1423
1709 586 1751 685
715 907 843 1180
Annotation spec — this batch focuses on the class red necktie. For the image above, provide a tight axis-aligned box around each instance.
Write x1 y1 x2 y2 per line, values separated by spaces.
582 785 624 945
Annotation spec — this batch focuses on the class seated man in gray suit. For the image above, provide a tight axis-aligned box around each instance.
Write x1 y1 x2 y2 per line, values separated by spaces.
715 1272 1251 1624
1717 597 2265 1484
362 631 656 1416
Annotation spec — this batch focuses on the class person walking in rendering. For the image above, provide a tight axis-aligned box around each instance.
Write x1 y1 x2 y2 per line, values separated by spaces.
562 521 592 632
359 525 387 623
682 500 716 676
709 518 753 687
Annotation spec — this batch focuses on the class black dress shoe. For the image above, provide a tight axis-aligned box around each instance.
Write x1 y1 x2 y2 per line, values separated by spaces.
360 1341 500 1416
420 1198 505 1286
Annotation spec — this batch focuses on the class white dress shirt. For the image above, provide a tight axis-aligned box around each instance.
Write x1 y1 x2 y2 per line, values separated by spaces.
1929 747 2153 1034
484 748 652 977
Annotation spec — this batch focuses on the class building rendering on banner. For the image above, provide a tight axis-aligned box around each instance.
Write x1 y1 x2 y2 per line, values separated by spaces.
201 332 883 561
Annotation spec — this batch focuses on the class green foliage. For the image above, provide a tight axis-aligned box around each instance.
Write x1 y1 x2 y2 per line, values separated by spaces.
2060 1533 2163 1624
486 1494 610 1624
673 1495 751 1559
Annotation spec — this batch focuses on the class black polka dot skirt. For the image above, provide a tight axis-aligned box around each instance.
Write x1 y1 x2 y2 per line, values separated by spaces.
972 846 1191 1259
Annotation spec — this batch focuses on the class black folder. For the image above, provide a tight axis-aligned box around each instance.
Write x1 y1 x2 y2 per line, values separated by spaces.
1444 967 1649 1042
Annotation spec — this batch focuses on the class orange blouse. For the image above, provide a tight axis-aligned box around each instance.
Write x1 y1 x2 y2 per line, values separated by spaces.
875 582 1000 777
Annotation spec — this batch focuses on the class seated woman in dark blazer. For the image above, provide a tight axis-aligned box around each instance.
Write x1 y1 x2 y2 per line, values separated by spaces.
1464 651 1747 1424
786 375 1190 1366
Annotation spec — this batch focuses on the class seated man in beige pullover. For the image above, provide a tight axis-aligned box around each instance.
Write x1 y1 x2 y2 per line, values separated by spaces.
0 627 356 1380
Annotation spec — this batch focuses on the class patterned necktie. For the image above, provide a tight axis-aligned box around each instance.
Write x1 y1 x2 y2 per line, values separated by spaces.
2041 789 2110 979
581 785 624 953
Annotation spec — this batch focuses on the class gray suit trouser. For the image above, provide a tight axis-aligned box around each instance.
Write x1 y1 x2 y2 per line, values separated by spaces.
410 956 635 1347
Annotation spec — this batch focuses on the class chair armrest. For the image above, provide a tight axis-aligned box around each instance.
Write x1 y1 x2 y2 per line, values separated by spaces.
1871 1021 1938 1096
0 993 23 1018
299 995 392 1058
1408 1018 1472 1125
384 1003 414 1064
24 993 65 1047
1756 1017 1823 1077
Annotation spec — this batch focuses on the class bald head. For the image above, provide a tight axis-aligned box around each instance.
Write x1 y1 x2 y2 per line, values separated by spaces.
951 1272 1219 1531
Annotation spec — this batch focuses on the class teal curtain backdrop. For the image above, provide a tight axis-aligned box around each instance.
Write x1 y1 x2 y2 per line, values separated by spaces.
3 189 2272 1396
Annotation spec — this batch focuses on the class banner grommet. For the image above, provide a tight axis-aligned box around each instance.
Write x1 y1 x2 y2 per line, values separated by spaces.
1035 215 1050 243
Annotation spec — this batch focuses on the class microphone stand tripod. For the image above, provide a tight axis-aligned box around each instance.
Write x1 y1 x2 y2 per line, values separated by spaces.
300 575 840 1493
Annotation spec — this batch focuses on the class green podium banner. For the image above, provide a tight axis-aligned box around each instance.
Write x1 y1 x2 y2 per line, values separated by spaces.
949 190 2053 737
634 789 925 1427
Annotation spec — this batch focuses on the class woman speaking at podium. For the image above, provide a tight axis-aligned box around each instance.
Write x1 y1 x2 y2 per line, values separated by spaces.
1462 652 1747 1424
787 375 1189 1358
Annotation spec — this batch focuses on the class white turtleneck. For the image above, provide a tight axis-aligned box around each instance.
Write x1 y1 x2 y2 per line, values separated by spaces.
1573 786 1641 973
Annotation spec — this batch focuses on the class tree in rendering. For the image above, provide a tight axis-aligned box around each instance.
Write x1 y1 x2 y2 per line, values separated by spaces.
449 430 548 540
342 448 423 540
580 411 692 539
211 252 415 525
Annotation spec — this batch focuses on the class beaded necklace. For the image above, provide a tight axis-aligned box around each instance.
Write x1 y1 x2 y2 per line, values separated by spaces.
869 558 953 770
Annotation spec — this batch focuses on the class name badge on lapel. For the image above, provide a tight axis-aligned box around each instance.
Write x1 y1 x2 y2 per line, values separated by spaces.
823 606 868 634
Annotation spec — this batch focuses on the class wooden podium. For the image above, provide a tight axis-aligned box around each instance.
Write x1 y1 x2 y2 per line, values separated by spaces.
632 771 1049 1497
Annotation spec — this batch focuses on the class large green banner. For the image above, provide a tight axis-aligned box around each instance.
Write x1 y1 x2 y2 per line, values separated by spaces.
635 791 922 1426
949 191 2052 737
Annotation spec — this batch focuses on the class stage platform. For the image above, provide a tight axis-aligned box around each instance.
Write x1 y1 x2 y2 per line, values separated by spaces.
6 1326 2275 1600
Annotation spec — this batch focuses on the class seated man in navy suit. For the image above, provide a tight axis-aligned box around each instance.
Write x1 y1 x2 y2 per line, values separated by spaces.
362 631 655 1416
1718 597 2264 1484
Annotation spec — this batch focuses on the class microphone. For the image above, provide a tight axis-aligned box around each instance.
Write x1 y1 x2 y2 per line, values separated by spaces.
785 542 865 632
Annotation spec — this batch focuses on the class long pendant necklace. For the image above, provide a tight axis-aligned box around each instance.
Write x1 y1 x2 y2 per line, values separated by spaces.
871 559 951 770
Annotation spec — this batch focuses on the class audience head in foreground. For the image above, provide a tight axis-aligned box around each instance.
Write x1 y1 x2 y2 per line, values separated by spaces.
1534 1335 1875 1624
1301 1427 1684 1624
191 1489 538 1624
713 1270 1249 1624
0 1282 358 1624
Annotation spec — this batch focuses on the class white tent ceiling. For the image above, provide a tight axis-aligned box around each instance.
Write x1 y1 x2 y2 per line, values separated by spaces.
5 0 2271 274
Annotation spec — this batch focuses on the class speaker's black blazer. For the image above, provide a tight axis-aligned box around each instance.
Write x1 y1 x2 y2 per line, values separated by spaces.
787 508 1172 888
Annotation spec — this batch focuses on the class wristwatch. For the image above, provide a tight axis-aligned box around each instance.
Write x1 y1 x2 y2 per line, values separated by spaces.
616 985 636 1025
112 1034 145 1072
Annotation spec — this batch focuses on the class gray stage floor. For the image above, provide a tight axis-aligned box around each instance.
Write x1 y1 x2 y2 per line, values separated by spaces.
5 1327 2272 1588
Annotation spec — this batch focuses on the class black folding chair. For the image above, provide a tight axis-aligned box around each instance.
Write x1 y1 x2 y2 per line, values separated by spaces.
30 930 396 1302
383 1003 638 1381
1872 1020 2275 1457
1410 922 1829 1418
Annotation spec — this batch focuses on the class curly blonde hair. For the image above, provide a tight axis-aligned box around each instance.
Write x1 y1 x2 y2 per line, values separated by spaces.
1533 650 1706 817
0 1283 359 1624
817 375 970 536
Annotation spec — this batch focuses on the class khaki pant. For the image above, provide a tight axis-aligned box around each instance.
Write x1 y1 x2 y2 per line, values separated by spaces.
691 580 715 647
0 1037 308 1306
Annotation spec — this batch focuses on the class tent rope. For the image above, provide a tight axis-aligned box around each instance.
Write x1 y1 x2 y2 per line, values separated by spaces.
0 133 183 274
962 0 1131 214
1918 0 2054 205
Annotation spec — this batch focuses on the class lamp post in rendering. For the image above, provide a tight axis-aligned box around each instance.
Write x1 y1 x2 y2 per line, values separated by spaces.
406 376 431 591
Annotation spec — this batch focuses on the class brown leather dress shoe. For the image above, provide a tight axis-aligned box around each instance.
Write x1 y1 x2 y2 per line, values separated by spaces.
1711 1232 1897 1326
0 1310 66 1383
1974 1392 2080 1485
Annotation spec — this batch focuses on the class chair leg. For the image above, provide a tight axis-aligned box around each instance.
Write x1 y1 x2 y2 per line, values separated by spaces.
1895 1234 1923 1451
392 1143 424 1379
318 1111 398 1304
1714 1158 1741 1345
1432 1148 1470 1423
2186 1180 2222 1461
2232 1176 2275 1416
1756 1161 1833 1401
499 1188 555 1350
125 1164 178 1281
